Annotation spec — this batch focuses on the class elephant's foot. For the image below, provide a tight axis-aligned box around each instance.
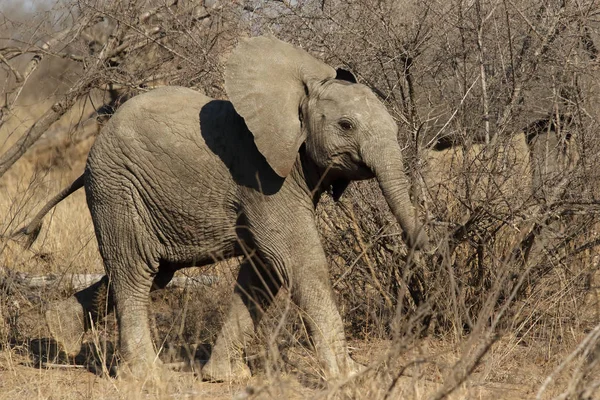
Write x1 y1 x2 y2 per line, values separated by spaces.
45 297 86 356
201 356 251 383
343 356 365 378
320 356 367 389
115 358 182 390
321 353 366 383
116 357 165 381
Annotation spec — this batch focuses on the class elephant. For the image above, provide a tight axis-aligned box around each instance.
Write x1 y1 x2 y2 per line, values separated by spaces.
422 133 532 222
18 35 428 382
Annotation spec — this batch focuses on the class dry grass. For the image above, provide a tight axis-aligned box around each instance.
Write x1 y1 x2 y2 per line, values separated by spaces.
0 96 100 276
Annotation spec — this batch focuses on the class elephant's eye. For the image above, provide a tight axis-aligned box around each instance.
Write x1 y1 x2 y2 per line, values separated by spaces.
338 119 354 131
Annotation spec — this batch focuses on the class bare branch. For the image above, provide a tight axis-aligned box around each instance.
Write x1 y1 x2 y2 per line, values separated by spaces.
0 52 23 82
0 15 121 178
0 14 102 128
0 90 81 178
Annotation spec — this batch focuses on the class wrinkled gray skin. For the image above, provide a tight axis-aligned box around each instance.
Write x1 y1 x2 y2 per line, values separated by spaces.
42 36 428 382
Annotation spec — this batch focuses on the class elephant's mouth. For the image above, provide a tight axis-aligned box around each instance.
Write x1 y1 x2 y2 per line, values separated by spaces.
352 160 375 180
327 154 374 181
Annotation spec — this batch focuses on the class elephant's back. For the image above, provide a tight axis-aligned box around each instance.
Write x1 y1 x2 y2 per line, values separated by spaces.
118 86 210 119
88 86 221 176
101 86 212 143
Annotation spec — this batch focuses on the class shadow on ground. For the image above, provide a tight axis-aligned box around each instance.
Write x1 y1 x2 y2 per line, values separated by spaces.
21 338 218 378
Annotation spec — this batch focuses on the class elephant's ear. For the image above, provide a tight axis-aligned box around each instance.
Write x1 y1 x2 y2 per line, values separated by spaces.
335 68 357 83
225 36 336 177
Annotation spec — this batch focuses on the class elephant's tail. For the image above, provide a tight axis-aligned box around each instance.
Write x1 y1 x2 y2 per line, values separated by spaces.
12 173 85 248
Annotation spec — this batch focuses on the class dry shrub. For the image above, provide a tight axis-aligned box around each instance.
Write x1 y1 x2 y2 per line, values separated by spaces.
423 134 532 223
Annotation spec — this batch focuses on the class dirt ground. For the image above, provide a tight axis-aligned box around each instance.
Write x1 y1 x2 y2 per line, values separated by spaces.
0 336 544 400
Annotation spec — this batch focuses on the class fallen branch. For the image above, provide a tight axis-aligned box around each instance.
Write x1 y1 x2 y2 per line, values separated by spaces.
1 272 219 292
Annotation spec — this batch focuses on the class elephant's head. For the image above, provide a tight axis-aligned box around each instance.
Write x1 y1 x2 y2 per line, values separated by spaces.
225 36 428 249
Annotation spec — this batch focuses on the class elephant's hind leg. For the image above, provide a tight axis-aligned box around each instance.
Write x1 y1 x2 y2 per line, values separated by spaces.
87 186 169 378
45 268 174 362
107 256 162 378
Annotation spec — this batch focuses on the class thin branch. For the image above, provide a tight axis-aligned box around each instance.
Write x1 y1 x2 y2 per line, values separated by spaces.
0 52 23 82
536 322 600 399
476 0 499 144
0 88 83 178
80 0 198 67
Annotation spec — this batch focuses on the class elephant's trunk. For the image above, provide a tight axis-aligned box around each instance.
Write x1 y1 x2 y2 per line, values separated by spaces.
361 140 428 250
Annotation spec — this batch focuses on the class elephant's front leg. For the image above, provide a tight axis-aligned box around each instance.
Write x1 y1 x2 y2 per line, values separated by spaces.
248 210 360 382
288 250 361 381
202 256 282 382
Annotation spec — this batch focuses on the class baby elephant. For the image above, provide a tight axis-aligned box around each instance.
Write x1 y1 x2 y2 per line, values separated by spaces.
24 36 428 382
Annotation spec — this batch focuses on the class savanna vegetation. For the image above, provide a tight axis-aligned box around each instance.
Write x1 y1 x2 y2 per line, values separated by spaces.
1 0 600 399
